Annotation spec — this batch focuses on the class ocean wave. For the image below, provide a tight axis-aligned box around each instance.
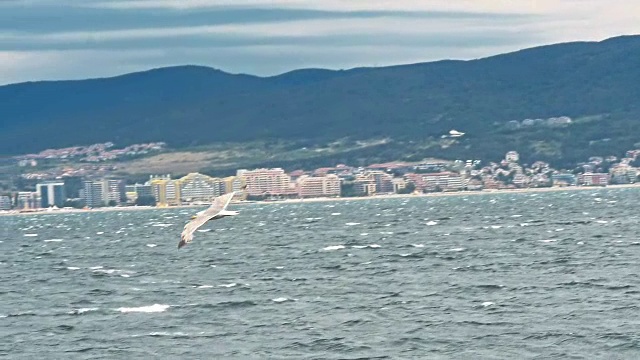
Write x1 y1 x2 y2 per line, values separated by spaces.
272 297 297 303
116 304 170 313
68 308 99 315
322 245 345 251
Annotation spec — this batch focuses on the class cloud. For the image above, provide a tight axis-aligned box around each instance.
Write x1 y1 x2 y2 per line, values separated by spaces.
0 5 535 34
0 0 638 85
0 16 540 44
81 0 553 14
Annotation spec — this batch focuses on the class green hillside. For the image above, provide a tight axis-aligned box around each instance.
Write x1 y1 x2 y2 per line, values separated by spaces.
1 35 639 167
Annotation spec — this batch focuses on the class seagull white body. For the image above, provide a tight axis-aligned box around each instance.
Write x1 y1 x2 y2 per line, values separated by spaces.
179 191 242 249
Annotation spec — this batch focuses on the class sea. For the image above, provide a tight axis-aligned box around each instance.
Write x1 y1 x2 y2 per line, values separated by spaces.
1 188 639 359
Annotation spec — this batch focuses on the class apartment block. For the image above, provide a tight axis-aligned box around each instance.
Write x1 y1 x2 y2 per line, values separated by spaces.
16 192 39 210
36 182 66 208
177 172 226 202
239 168 294 196
297 174 341 198
0 195 11 210
578 173 610 186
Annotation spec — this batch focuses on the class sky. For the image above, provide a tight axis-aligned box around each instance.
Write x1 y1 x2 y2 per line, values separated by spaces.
0 0 638 85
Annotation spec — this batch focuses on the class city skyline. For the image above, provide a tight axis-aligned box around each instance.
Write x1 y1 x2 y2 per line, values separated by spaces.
1 1 639 85
4 147 639 213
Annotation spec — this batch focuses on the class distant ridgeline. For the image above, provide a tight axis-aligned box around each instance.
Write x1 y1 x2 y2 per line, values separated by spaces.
1 35 639 167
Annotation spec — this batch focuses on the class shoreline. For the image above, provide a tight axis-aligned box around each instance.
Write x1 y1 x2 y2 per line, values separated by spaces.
2 183 639 217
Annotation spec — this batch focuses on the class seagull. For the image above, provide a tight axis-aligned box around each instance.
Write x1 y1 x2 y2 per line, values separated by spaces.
178 188 245 249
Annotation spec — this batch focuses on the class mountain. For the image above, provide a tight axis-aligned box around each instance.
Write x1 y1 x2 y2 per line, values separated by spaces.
1 35 640 167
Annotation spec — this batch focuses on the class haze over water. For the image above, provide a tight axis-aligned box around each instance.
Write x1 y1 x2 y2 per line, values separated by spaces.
1 188 639 359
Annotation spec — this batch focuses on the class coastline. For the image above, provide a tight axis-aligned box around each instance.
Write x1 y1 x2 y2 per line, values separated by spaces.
2 183 639 217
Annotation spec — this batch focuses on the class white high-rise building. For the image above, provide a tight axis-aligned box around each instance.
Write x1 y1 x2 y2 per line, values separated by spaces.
36 182 66 208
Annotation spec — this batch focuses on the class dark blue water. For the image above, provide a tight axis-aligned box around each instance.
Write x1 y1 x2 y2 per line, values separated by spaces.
1 188 639 359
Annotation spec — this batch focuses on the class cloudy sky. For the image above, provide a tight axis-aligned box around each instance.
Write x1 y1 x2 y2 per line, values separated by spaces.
0 0 638 85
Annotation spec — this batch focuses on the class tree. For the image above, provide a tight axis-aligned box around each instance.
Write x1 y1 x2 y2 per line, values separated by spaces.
135 195 156 206
397 182 416 194
63 176 83 198
63 199 84 208
107 200 118 207
340 182 365 197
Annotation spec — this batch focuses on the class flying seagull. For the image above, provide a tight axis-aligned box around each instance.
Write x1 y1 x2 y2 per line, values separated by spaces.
178 188 244 249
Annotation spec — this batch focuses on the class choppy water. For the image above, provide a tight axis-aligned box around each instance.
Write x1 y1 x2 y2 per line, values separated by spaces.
1 188 640 359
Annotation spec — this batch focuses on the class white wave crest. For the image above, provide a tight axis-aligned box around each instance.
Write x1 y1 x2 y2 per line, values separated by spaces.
322 245 345 251
69 308 98 315
272 297 296 303
116 304 170 313
151 223 173 227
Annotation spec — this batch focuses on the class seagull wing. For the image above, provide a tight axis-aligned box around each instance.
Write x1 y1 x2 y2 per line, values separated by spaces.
178 192 237 249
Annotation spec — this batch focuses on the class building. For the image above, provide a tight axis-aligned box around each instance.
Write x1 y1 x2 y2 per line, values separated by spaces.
403 173 426 191
125 183 153 203
0 195 11 210
16 192 39 210
36 182 66 208
512 174 531 188
177 172 227 203
481 175 500 190
239 168 294 197
530 174 551 187
150 178 180 206
578 173 610 186
609 165 637 184
297 175 341 198
80 181 104 207
505 151 520 163
392 178 407 193
551 173 577 186
78 179 125 207
419 172 464 192
223 176 247 200
353 181 377 196
103 179 126 205
135 184 153 198
355 171 394 194
223 176 245 193
466 179 484 191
